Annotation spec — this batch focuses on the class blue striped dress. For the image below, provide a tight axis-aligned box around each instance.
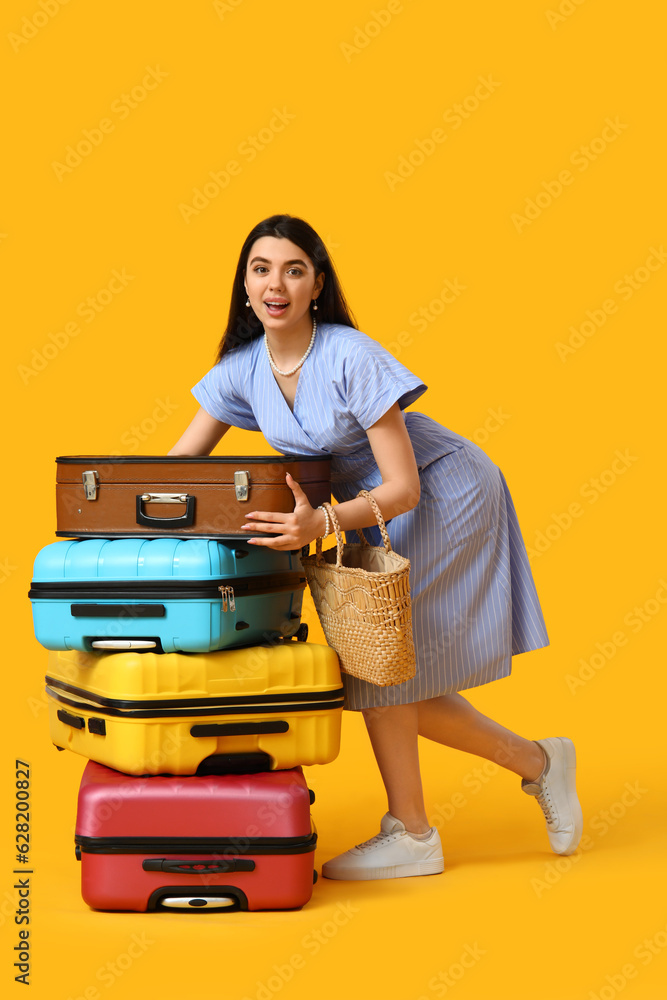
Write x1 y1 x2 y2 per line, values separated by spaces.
192 322 549 710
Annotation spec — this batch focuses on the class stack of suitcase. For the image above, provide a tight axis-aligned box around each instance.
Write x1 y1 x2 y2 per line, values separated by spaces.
30 454 342 913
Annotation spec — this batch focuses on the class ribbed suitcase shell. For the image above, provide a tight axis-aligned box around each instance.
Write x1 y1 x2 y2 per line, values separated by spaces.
55 454 331 538
75 761 317 911
46 645 343 774
29 537 306 652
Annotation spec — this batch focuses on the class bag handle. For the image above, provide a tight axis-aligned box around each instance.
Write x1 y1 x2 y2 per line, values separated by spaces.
356 490 393 551
314 490 392 567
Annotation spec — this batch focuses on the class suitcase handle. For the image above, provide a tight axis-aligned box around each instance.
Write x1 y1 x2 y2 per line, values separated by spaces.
195 752 273 775
142 858 256 874
135 493 196 528
71 604 166 618
190 721 289 738
57 708 85 730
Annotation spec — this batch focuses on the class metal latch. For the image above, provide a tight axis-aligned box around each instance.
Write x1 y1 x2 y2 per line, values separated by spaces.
82 470 99 501
234 470 250 501
218 585 236 613
140 493 189 504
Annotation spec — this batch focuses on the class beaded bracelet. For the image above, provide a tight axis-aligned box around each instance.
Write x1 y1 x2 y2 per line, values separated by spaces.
316 504 331 539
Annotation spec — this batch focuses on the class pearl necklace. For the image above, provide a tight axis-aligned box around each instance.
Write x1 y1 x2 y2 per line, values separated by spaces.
264 319 317 377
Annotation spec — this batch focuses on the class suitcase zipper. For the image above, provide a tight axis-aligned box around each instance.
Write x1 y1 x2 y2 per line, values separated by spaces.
29 573 306 602
75 830 318 855
45 679 345 718
218 585 236 613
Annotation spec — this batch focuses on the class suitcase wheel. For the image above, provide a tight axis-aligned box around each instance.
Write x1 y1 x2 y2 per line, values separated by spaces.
308 788 316 805
54 746 65 752
160 896 237 910
295 623 309 642
147 886 248 912
313 870 318 884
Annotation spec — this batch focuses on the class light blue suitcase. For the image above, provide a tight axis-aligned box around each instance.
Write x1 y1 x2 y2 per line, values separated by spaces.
29 537 308 653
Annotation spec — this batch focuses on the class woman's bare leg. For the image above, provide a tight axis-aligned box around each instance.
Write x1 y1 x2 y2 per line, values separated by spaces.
359 694 546 836
417 693 546 780
361 704 431 834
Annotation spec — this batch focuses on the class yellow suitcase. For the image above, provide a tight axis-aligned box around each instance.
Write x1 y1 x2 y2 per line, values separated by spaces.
46 643 343 775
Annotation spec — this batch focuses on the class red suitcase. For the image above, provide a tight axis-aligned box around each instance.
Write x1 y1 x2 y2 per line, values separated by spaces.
74 761 318 912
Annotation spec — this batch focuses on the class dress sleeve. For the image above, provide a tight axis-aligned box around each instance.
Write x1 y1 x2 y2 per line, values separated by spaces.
191 352 261 431
342 334 427 430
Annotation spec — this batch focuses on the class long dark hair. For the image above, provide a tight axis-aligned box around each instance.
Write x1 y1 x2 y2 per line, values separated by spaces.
216 214 358 362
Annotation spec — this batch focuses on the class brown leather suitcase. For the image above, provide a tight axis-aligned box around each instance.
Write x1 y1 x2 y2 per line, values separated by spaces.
55 455 331 538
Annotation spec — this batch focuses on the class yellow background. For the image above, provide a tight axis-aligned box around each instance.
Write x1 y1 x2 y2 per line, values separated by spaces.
2 1 666 998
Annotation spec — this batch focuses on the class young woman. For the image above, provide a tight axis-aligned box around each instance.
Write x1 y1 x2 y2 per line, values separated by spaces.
169 213 583 881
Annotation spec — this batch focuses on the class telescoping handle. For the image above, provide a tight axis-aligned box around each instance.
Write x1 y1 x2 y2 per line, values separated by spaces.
315 490 392 568
135 493 196 529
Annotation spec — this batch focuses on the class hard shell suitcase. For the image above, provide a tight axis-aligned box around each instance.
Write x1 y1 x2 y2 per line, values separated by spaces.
55 454 331 538
75 761 318 911
46 644 343 774
29 537 308 653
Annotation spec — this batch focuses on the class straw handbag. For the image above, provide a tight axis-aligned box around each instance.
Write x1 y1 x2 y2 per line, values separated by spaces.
302 490 416 686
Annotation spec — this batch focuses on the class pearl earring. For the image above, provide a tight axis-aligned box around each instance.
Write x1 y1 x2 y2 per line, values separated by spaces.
245 298 250 307
312 299 318 311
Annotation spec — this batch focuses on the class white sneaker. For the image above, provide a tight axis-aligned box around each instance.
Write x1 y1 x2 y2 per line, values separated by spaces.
321 813 445 881
521 737 583 856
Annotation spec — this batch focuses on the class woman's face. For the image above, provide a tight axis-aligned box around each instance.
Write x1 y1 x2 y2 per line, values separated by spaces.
244 236 324 336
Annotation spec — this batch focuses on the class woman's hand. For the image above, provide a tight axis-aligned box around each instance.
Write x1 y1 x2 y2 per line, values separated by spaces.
240 473 325 550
